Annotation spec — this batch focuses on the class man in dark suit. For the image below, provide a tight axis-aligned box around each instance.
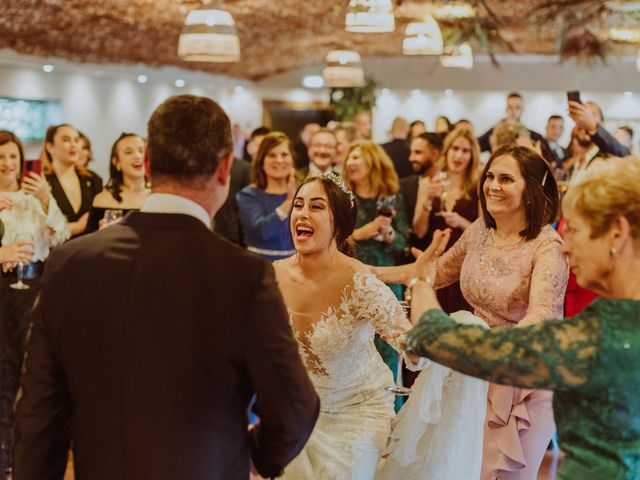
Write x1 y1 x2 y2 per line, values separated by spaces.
13 95 319 480
477 92 548 153
381 116 413 178
295 128 338 182
544 114 567 167
213 157 251 245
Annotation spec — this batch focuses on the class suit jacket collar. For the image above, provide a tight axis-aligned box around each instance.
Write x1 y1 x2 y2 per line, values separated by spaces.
122 211 213 232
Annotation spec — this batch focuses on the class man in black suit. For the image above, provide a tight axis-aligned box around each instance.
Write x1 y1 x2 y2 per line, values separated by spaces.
381 116 413 178
13 95 319 480
544 114 567 167
477 92 547 153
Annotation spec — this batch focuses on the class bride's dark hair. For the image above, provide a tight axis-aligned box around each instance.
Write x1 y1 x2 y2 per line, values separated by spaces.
291 176 358 256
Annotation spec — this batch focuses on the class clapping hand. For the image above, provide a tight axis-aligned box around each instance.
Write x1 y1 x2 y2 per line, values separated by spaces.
21 172 51 212
411 228 452 285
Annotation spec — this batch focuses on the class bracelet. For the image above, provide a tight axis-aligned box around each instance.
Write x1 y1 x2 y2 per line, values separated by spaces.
275 206 288 221
405 276 433 303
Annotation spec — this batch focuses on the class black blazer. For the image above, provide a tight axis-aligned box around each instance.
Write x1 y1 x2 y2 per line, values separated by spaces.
46 170 102 224
381 139 413 179
14 212 319 480
213 158 252 245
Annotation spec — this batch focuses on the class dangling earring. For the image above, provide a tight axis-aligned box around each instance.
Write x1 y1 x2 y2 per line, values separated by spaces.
610 248 620 258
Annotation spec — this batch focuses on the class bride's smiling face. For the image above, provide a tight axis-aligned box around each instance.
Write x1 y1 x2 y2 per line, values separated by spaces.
291 180 336 254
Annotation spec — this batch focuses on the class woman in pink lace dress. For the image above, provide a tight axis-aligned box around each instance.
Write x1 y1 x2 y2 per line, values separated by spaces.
434 144 569 480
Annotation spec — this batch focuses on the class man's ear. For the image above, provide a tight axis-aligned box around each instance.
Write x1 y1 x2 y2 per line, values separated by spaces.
216 153 234 186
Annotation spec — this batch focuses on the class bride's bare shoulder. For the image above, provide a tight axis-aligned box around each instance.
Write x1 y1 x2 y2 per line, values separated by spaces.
340 255 372 276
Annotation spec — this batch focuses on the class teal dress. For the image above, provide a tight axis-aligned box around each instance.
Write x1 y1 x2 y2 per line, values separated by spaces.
353 193 408 410
406 298 640 480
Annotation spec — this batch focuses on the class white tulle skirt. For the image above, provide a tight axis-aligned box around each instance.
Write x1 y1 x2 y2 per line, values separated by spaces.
377 310 489 480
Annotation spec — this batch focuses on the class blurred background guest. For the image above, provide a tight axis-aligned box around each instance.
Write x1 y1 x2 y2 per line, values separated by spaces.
408 120 426 141
381 116 413 179
613 125 634 154
293 122 320 168
213 154 252 246
435 115 453 135
0 130 68 473
333 124 356 174
296 128 338 180
237 132 297 261
353 111 372 140
87 133 150 232
544 115 567 167
42 124 102 237
243 126 271 163
77 131 104 191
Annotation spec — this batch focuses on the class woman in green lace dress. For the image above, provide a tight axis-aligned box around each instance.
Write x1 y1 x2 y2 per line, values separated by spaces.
405 156 640 480
343 141 408 407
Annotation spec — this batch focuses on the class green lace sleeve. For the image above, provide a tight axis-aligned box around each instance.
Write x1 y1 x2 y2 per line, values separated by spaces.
405 308 603 390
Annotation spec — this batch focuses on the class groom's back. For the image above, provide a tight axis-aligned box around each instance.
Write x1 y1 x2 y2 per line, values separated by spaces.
15 212 308 479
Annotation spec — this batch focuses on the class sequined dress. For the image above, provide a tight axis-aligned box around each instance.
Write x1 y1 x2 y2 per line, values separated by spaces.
434 218 569 479
407 299 640 480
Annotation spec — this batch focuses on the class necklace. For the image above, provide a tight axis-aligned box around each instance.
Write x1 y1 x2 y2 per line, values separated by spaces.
487 229 524 250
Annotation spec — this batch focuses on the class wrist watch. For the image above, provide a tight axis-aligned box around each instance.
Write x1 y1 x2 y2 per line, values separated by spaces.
587 125 598 136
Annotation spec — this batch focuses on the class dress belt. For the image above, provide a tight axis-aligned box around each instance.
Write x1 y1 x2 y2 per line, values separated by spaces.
247 246 296 257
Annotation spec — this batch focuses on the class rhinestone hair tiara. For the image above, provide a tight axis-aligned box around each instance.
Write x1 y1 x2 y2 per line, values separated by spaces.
317 171 355 208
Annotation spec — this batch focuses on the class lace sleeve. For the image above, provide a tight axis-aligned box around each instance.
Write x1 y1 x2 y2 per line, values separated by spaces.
406 307 602 390
357 274 412 353
521 236 569 326
433 219 477 289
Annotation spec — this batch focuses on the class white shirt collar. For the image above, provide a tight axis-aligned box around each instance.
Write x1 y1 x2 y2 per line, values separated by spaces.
141 193 211 229
308 162 331 177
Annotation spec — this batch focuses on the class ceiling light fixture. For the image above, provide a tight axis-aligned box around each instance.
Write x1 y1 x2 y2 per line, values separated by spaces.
428 1 476 20
402 16 444 55
175 79 186 87
42 64 54 73
137 74 148 84
177 1 240 62
345 0 395 33
609 27 640 43
440 43 474 69
302 75 325 88
323 50 365 88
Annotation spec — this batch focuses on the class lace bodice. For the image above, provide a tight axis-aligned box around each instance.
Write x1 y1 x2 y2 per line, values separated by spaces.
288 273 411 404
435 219 568 327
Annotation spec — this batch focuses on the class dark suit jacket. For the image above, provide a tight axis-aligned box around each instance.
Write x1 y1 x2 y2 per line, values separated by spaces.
381 139 413 178
591 124 630 158
213 158 252 245
14 212 319 480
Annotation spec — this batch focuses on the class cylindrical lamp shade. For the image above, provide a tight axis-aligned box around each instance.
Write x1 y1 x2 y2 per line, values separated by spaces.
178 8 240 62
440 43 474 69
323 50 365 87
402 18 443 55
345 0 395 32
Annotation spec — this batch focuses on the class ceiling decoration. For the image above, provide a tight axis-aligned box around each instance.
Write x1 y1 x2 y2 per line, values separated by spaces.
0 0 639 81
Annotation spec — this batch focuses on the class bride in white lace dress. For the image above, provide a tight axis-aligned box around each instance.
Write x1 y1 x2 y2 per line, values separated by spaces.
274 174 415 479
273 174 486 480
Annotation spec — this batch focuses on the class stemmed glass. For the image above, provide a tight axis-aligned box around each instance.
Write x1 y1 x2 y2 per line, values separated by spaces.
375 195 396 242
432 171 451 216
8 232 34 290
385 300 412 396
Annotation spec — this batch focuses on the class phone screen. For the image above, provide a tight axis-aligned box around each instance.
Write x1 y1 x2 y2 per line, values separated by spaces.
567 91 582 104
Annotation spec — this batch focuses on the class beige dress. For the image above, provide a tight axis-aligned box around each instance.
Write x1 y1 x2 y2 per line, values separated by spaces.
435 219 569 480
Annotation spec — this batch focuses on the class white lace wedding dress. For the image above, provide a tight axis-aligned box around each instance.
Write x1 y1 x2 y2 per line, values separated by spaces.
281 272 488 480
282 272 410 480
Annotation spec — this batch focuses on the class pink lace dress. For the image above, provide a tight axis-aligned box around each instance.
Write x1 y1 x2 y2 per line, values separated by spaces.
435 218 569 480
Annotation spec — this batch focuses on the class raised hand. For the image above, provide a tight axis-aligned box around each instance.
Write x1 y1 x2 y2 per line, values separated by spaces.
411 228 451 284
0 241 34 272
21 172 51 212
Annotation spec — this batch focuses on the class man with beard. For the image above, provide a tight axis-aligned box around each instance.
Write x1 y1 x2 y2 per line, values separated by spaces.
399 132 443 253
295 128 338 181
569 100 630 158
564 126 603 187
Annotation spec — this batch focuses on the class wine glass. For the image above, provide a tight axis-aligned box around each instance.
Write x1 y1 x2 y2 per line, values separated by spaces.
103 209 124 227
385 300 412 396
8 231 34 290
432 171 450 215
375 195 396 242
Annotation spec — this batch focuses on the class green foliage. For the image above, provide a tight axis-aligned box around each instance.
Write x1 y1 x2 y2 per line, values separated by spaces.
329 77 378 122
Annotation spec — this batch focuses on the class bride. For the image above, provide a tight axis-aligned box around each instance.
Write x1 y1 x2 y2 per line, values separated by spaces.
273 173 487 480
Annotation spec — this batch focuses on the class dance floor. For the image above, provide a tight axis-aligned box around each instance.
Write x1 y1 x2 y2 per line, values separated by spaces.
61 450 564 479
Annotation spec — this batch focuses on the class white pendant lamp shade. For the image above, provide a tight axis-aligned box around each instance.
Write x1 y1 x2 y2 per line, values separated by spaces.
440 43 474 69
178 7 240 62
323 50 365 87
345 0 395 33
428 1 476 20
402 16 444 55
609 27 640 43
